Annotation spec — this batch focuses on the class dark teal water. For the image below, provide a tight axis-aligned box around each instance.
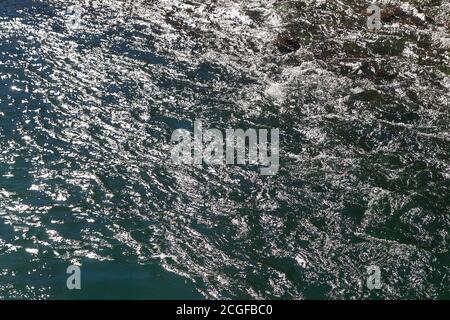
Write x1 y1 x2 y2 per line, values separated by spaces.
0 0 449 299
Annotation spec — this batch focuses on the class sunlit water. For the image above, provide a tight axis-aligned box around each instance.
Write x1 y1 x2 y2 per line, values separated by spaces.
0 0 449 299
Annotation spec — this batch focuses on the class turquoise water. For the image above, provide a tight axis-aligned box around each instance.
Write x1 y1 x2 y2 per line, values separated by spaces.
0 0 449 299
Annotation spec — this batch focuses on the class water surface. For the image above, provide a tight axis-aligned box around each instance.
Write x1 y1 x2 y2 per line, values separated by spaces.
0 0 449 299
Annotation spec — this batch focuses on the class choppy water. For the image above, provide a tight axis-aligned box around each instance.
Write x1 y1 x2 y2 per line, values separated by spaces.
0 0 449 299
